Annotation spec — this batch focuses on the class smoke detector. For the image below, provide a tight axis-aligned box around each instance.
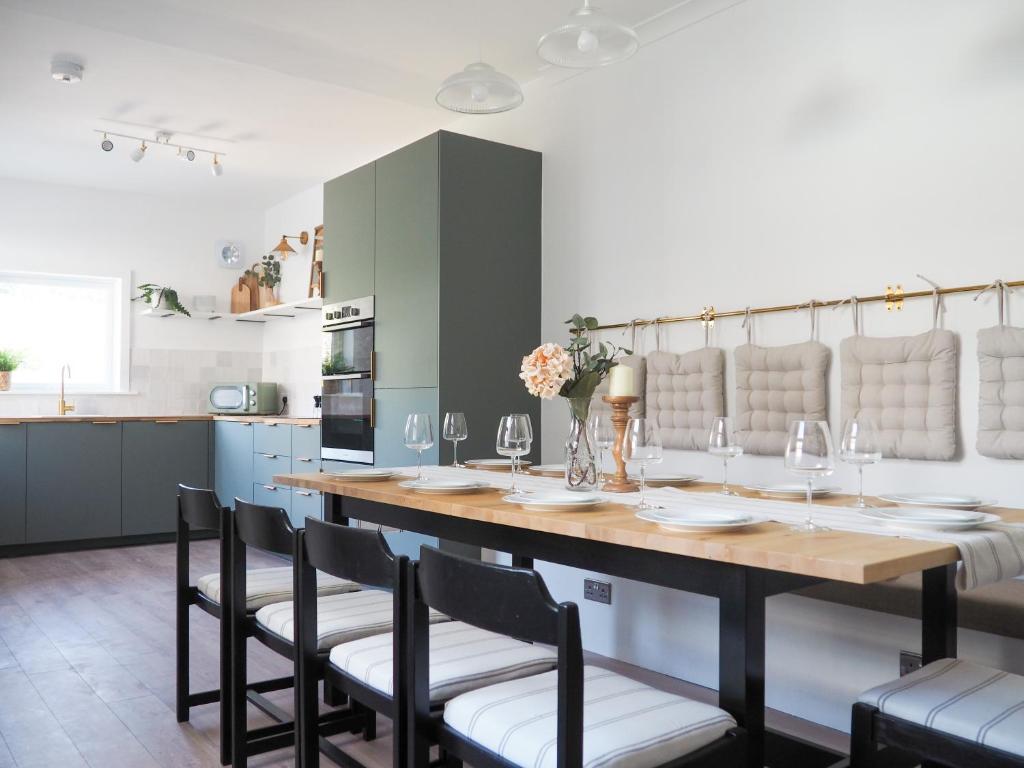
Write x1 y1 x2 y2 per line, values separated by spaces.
51 59 84 84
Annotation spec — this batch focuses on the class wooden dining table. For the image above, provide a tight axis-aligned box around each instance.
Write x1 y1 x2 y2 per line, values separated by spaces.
274 470 1024 768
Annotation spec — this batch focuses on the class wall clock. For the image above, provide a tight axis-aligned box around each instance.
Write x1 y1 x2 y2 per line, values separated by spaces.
216 240 244 269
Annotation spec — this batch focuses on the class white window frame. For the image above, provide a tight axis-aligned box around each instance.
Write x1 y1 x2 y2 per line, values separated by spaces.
0 270 132 394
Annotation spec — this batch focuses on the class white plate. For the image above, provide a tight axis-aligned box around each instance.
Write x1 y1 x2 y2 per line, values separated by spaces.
629 473 701 487
327 468 396 482
746 483 840 498
859 507 1001 531
398 479 492 495
637 508 762 533
503 492 602 512
527 464 566 476
465 458 533 471
877 493 995 510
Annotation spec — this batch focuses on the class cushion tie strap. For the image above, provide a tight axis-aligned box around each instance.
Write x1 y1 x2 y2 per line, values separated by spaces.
797 299 817 340
917 274 943 329
974 279 1015 326
742 306 753 344
700 307 715 347
653 317 663 352
628 319 638 352
834 295 860 335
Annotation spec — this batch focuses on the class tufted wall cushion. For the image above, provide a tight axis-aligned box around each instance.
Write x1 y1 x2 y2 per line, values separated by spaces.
734 342 830 455
645 349 725 450
840 331 957 461
977 325 1024 460
592 355 646 419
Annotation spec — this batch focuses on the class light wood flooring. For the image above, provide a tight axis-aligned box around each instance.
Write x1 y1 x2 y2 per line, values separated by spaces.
0 541 847 767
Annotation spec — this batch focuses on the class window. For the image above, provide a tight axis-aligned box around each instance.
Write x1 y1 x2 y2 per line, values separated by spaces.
0 271 129 393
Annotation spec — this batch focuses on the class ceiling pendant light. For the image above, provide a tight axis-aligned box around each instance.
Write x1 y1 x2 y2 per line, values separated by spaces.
211 154 224 177
538 0 638 69
129 141 147 162
436 62 523 114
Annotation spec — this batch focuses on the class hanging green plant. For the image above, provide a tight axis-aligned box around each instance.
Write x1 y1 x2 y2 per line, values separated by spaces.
132 283 191 317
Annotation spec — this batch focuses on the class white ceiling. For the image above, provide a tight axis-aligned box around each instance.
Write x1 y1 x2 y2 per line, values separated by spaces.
0 0 699 207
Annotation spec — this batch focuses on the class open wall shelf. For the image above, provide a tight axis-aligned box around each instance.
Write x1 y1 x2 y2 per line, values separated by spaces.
139 297 322 324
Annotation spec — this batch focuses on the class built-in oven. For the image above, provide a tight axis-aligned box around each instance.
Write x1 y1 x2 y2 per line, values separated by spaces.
321 296 375 464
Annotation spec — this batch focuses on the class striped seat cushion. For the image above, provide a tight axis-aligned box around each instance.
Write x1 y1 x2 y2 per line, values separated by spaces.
860 658 1024 756
197 566 358 610
255 590 448 650
329 621 558 703
443 666 736 768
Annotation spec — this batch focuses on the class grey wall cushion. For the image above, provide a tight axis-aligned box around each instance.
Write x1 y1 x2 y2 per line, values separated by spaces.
734 342 830 455
645 349 725 450
840 331 957 461
977 325 1024 460
592 354 646 419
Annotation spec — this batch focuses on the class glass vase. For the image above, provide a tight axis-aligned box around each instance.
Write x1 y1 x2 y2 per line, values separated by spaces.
564 396 598 492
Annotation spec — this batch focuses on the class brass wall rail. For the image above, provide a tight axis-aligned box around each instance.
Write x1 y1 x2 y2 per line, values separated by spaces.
586 278 1024 333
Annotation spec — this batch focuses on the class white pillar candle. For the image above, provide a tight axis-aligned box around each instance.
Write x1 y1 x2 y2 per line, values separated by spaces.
608 364 635 397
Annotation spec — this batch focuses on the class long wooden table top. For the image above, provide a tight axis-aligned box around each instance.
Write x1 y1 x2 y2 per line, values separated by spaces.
274 472 1023 586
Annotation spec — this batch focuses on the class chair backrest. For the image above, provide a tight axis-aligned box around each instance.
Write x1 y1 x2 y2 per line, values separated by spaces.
233 498 295 558
302 517 397 589
178 484 224 532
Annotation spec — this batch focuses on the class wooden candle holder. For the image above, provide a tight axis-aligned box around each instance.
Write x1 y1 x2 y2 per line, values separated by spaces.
601 395 639 493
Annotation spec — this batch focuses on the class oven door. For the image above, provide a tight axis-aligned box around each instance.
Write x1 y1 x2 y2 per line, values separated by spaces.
321 377 374 464
322 320 374 377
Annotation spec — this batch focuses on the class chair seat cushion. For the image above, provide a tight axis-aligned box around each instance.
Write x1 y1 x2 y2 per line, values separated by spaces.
443 665 736 768
197 566 358 610
329 621 558 703
860 658 1024 756
255 590 447 650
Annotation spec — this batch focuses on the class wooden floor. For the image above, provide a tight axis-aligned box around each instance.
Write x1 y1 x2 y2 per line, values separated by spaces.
0 541 848 767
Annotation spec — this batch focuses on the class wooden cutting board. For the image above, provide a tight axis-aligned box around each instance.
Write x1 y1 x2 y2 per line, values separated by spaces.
230 280 251 314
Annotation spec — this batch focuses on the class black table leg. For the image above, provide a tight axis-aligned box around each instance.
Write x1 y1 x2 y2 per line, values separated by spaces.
921 564 957 663
511 555 534 569
719 567 766 768
324 494 348 527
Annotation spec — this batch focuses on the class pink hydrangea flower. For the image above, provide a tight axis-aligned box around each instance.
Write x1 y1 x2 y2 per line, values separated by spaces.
520 343 572 399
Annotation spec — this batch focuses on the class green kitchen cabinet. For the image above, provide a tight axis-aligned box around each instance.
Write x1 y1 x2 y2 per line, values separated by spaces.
214 419 254 509
27 422 123 543
323 161 375 304
374 135 439 389
0 425 26 545
373 387 438 468
122 420 210 536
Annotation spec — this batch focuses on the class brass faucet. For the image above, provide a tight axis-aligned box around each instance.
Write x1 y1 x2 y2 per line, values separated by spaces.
59 364 74 416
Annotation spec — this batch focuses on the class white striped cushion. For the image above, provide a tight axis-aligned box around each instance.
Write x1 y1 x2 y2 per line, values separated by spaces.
860 658 1024 756
329 621 557 703
443 666 736 768
197 566 358 610
254 590 448 650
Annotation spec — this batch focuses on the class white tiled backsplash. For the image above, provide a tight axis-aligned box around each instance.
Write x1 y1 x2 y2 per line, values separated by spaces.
262 344 322 417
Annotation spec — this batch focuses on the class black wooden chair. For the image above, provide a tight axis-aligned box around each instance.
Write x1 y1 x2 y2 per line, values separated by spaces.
296 517 560 768
228 499 368 767
176 484 294 766
851 658 1024 767
407 546 748 768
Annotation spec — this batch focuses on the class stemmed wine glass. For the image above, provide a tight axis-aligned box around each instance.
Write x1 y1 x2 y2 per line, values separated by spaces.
624 417 663 511
443 412 468 467
588 412 616 488
404 413 434 482
497 414 532 494
839 418 881 509
708 417 743 495
785 420 835 532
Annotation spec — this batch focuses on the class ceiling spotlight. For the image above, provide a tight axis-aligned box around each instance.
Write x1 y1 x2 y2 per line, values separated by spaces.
51 58 84 84
177 147 196 162
100 133 113 152
129 141 147 162
538 0 638 68
211 154 224 177
436 62 523 114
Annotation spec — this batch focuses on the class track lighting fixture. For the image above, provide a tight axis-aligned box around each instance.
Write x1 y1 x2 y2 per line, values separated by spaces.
129 141 147 162
211 154 224 177
177 147 196 162
100 133 113 152
93 129 227 177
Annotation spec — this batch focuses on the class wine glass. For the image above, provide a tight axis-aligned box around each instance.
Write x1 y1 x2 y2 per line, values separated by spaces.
624 417 663 511
510 413 533 475
443 412 468 467
708 416 743 495
839 418 881 509
588 411 616 488
496 415 532 494
785 420 835 532
404 413 434 481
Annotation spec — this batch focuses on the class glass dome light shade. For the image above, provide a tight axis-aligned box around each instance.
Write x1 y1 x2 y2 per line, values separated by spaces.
537 2 639 68
435 62 523 114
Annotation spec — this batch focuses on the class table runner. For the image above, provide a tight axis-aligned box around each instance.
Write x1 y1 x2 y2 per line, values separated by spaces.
386 465 1024 591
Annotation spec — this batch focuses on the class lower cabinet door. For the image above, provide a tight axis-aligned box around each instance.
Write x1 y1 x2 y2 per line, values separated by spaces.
290 488 323 528
253 483 291 516
122 421 211 536
0 425 26 546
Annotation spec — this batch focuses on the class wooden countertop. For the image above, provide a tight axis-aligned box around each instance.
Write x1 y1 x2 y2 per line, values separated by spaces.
0 414 320 425
272 473 1024 586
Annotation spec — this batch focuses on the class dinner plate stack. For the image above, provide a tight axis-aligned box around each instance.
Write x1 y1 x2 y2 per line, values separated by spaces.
859 507 1001 531
745 483 839 498
503 491 602 512
876 493 994 511
636 507 763 533
326 468 397 482
465 458 532 471
398 478 491 495
628 473 701 487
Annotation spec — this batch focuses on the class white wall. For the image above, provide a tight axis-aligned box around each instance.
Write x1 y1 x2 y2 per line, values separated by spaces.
0 176 265 415
448 0 1024 731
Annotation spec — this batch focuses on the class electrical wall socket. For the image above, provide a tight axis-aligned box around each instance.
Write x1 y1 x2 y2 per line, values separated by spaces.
584 579 612 605
899 650 923 677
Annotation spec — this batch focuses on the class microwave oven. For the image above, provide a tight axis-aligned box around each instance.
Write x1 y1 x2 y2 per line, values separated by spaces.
208 382 279 414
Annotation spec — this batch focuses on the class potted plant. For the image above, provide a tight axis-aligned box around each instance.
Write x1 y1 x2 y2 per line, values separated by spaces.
132 284 191 316
257 254 282 307
0 350 22 391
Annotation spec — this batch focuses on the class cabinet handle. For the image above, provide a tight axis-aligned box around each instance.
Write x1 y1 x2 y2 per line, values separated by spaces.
92 420 118 424
262 485 277 491
296 491 313 497
296 457 313 463
296 424 312 429
259 453 278 459
265 422 278 427
370 351 377 381
370 398 376 429
241 422 253 427
154 419 179 424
